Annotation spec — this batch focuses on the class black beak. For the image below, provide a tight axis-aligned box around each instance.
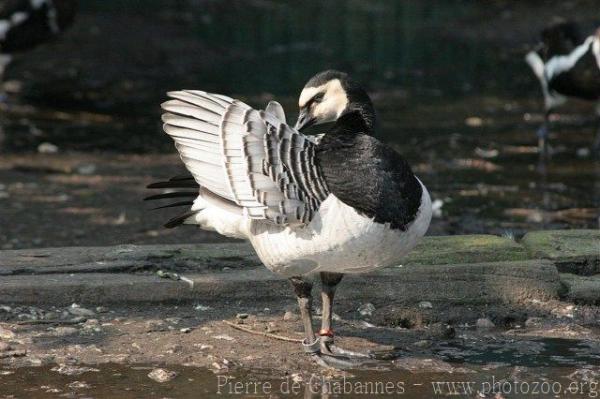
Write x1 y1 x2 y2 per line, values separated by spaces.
294 109 316 132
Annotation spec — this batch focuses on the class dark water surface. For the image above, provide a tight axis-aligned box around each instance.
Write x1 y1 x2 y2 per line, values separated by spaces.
1 0 599 237
1 337 599 398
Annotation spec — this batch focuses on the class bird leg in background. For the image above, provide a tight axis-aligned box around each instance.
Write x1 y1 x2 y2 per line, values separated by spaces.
593 104 600 152
289 276 319 354
537 110 551 158
0 55 12 101
319 272 370 359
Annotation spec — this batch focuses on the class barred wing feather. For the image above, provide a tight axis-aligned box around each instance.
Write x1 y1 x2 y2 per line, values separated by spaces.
161 90 329 226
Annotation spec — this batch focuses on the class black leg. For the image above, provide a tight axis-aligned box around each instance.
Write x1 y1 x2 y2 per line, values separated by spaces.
537 109 551 158
593 112 600 153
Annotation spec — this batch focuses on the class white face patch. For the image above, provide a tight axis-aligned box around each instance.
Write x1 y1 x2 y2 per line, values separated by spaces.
298 79 349 125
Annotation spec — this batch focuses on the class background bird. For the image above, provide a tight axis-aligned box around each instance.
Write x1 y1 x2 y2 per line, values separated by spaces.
525 20 600 154
0 0 77 85
147 70 432 368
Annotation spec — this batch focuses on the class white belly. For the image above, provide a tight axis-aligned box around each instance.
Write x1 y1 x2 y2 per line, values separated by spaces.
248 183 432 278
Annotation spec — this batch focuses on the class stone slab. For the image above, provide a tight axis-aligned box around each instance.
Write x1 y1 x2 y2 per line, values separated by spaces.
521 230 600 275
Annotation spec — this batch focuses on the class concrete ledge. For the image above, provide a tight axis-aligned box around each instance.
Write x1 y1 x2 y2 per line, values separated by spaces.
521 230 600 275
0 255 561 306
561 273 600 305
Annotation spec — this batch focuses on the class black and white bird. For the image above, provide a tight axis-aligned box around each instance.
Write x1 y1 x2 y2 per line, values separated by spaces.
0 0 77 82
147 70 432 367
525 20 600 153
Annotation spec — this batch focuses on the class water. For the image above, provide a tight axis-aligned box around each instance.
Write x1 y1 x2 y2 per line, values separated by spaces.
1 337 599 398
1 0 599 237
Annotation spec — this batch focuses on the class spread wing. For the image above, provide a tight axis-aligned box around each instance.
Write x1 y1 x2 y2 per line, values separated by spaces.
161 90 329 226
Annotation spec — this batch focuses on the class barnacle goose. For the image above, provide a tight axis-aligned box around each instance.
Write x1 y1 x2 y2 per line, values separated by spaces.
525 20 600 154
0 0 76 82
147 70 432 368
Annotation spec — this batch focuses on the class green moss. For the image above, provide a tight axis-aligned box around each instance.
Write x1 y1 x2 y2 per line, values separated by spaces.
404 235 530 266
521 230 600 259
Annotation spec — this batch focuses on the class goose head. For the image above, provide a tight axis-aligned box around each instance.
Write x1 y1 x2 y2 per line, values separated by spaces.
295 70 375 134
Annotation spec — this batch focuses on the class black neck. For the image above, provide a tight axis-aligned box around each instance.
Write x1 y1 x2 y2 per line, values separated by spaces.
328 110 372 137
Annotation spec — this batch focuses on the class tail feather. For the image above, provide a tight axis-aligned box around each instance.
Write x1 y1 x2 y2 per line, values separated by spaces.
146 173 200 228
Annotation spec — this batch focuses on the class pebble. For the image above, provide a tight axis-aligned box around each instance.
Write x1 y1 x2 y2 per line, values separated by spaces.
180 327 192 333
212 334 235 342
236 313 249 320
418 301 433 309
194 304 212 312
148 368 177 383
67 381 91 389
37 142 59 154
69 305 95 317
476 318 495 330
0 326 15 340
75 163 97 175
51 364 99 376
95 306 108 313
283 310 298 321
358 303 376 317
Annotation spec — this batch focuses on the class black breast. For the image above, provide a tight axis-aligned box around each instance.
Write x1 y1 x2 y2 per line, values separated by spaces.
548 44 600 100
315 114 423 231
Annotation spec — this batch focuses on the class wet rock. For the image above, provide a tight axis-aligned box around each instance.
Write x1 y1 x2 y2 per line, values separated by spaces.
358 303 376 317
427 323 455 339
148 368 177 383
51 364 99 376
145 320 167 332
418 301 433 309
0 348 26 358
525 317 543 327
0 326 15 340
413 339 432 348
52 327 79 337
374 307 423 329
283 310 298 321
476 318 495 330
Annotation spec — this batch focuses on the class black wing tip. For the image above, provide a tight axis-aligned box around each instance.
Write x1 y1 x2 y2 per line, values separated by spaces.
164 210 198 228
147 180 199 189
144 191 198 201
151 201 194 210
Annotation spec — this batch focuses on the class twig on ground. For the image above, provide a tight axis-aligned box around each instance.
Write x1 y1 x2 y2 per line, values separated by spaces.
223 320 302 343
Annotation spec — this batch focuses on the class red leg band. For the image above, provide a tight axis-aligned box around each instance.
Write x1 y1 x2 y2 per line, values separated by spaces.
318 328 334 338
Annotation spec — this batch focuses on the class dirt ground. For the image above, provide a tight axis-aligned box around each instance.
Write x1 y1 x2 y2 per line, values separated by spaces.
0 295 599 375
